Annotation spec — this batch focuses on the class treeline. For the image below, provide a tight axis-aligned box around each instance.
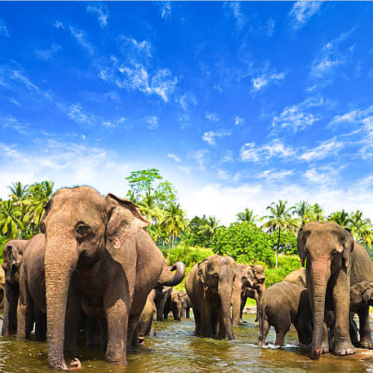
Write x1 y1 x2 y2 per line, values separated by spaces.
1 169 373 274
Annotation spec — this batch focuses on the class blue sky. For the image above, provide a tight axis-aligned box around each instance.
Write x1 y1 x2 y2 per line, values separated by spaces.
1 1 373 224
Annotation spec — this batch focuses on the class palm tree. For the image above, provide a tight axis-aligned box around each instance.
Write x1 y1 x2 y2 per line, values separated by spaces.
161 204 188 250
262 200 300 268
348 210 373 248
328 210 350 228
312 203 325 222
236 208 257 223
0 200 24 238
8 181 29 201
294 201 313 226
198 216 220 243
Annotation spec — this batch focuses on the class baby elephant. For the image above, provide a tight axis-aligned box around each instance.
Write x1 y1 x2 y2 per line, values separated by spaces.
258 281 312 347
138 290 157 344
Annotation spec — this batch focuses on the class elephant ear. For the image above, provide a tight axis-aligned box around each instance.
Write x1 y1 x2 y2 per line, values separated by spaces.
338 228 354 268
297 228 311 267
105 193 150 250
197 260 208 291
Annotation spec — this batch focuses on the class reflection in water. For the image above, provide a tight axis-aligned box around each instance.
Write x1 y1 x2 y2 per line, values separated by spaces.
0 315 372 372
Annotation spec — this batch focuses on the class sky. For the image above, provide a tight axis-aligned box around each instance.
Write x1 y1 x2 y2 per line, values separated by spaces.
1 1 373 224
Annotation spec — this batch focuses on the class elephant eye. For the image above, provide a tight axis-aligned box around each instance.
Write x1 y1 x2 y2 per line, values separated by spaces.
76 224 90 236
213 273 219 279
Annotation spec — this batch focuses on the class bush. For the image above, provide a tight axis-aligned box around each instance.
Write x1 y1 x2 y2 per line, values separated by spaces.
212 222 274 266
264 255 302 287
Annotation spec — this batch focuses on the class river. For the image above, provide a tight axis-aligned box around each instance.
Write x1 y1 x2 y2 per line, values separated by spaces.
0 315 372 372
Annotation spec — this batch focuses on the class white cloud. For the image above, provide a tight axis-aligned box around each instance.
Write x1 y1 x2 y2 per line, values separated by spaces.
304 166 339 186
299 138 343 161
1 115 29 135
11 69 40 91
86 2 109 28
54 21 64 30
255 169 294 182
34 44 62 61
234 116 244 125
156 2 172 19
311 30 354 79
240 140 296 163
251 72 285 93
147 116 158 130
120 36 151 58
8 97 20 106
167 153 181 162
69 26 95 55
222 150 233 163
272 97 323 132
0 17 9 37
217 169 232 180
205 112 218 122
289 1 322 30
68 105 96 125
202 130 231 145
179 93 197 112
188 149 209 171
102 117 126 129
224 2 247 32
267 18 275 37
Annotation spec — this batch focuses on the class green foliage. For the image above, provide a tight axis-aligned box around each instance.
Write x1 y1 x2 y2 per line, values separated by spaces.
269 230 297 255
185 215 211 247
264 255 302 287
212 222 274 266
236 208 257 223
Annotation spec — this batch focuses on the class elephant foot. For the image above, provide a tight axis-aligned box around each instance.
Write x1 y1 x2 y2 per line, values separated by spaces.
310 347 321 360
321 340 330 354
334 341 355 356
360 339 373 349
70 358 82 370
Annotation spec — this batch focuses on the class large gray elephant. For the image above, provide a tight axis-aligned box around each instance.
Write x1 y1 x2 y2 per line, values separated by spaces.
137 289 156 344
17 233 47 341
41 186 185 370
1 239 28 336
185 255 236 340
297 222 355 359
257 281 312 347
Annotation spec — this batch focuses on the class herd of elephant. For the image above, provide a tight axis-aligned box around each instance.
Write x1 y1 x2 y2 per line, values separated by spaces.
0 186 372 370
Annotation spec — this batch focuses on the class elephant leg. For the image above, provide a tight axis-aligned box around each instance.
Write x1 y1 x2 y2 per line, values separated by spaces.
3 284 19 336
274 317 290 347
349 313 359 348
240 294 248 323
98 317 108 349
358 307 373 349
181 308 186 318
186 307 190 319
231 288 242 327
64 291 81 359
201 303 212 337
84 316 97 347
217 310 226 338
17 273 35 341
211 312 218 336
321 322 330 353
128 313 141 348
258 318 270 346
34 307 47 341
332 278 355 356
194 309 201 335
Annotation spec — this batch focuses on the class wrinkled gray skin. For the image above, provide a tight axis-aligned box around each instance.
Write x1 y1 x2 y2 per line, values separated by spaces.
258 281 312 347
284 268 307 288
170 289 186 320
137 289 156 344
17 234 47 341
1 239 28 336
185 255 236 340
177 292 192 318
298 222 355 359
42 187 185 370
154 286 173 321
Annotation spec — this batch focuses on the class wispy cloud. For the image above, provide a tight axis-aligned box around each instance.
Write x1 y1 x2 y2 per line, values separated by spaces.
11 69 40 91
188 149 209 171
69 26 95 55
299 138 343 161
240 139 296 162
54 21 64 30
68 104 97 125
8 97 20 106
147 116 158 130
304 166 339 186
272 97 323 132
1 115 29 135
289 1 322 30
222 150 233 163
167 153 181 162
311 30 354 79
119 36 152 58
0 17 9 37
155 2 172 19
102 117 126 129
179 93 197 112
202 130 231 145
224 2 247 32
251 72 285 93
267 18 275 37
234 116 244 125
34 44 62 61
205 112 218 122
255 169 294 182
86 2 109 28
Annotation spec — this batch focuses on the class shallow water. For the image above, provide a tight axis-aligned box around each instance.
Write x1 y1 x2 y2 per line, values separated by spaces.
0 315 372 373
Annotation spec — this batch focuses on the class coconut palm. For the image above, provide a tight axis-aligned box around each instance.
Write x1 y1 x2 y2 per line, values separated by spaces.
294 201 313 226
236 208 257 223
262 200 300 268
312 203 325 222
328 210 350 228
0 200 24 239
8 181 29 201
348 210 373 248
198 216 220 243
161 204 188 249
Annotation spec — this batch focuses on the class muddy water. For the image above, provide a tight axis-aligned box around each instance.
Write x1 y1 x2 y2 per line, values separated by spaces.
0 315 372 373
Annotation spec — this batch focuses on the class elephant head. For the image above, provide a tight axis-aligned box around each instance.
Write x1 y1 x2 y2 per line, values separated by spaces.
248 265 266 295
350 281 373 307
297 221 354 358
41 187 149 370
198 255 236 340
1 240 28 285
171 290 184 320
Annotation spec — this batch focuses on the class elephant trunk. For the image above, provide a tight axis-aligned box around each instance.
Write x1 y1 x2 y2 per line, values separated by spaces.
231 287 242 327
309 259 330 360
157 262 185 287
219 285 235 340
45 231 78 370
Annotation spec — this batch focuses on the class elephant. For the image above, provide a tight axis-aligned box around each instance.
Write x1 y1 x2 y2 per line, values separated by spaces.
41 186 185 370
154 286 173 321
297 221 355 359
180 293 192 318
17 233 47 341
170 289 187 320
283 268 307 288
185 255 236 340
0 266 5 309
1 239 29 336
137 289 157 344
257 281 313 347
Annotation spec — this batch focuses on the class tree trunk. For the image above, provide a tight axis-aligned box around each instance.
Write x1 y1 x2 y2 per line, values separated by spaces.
276 228 281 269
